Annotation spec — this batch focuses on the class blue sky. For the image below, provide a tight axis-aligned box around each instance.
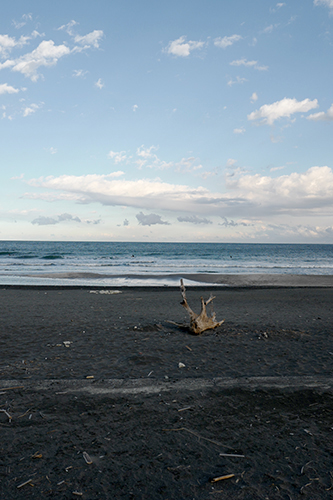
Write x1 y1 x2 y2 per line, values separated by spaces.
1 0 333 242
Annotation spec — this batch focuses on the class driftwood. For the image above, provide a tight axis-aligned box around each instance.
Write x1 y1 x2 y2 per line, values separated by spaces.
180 279 225 334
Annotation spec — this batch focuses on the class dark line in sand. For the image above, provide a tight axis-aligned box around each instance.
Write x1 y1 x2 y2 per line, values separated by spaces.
1 376 332 396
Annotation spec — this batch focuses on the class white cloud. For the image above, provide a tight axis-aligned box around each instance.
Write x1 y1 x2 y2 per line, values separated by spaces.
214 34 242 48
226 166 333 214
165 36 205 57
0 25 103 81
132 104 138 112
134 146 200 172
0 60 14 71
230 58 268 71
230 58 256 67
31 30 44 39
248 97 319 125
314 0 333 13
0 83 19 94
270 3 286 12
22 103 40 116
201 169 218 179
135 145 173 170
227 76 247 86
58 22 104 49
233 127 246 134
0 33 30 56
241 221 333 243
58 20 78 36
1 40 71 81
137 145 156 158
269 165 285 172
25 174 217 213
307 103 333 121
176 157 203 173
12 13 33 30
136 145 158 166
270 134 284 143
23 166 333 219
95 78 104 89
226 158 238 168
136 212 170 226
251 92 258 103
262 25 274 33
73 69 88 78
74 30 104 48
108 150 128 163
139 144 160 158
12 21 27 30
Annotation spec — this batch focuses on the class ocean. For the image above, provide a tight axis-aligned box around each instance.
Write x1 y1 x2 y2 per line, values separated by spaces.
0 240 333 287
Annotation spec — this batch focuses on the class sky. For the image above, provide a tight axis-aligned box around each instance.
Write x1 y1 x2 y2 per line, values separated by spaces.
1 0 333 243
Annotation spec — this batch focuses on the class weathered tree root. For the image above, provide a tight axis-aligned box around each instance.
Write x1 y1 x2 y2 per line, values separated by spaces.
180 279 225 334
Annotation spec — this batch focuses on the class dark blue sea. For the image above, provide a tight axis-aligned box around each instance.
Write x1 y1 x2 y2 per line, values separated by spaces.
0 241 332 286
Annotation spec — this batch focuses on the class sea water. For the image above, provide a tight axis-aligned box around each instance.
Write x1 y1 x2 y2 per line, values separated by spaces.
0 241 332 286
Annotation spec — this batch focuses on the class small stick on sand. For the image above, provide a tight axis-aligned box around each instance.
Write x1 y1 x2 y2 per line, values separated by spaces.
0 386 25 391
211 474 235 483
83 451 93 464
301 460 312 474
0 409 12 422
18 408 32 418
219 453 245 458
17 478 33 489
300 481 312 494
163 427 235 450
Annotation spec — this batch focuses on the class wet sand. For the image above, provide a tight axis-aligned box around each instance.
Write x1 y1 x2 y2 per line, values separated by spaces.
1 281 333 498
25 272 333 287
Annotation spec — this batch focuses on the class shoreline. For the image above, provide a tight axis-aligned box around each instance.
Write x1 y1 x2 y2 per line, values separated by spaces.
1 272 333 288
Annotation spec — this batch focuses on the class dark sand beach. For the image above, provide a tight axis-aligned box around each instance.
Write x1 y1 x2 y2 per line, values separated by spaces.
1 277 333 499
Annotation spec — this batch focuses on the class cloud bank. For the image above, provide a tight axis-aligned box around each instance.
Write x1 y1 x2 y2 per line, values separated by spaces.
24 166 333 219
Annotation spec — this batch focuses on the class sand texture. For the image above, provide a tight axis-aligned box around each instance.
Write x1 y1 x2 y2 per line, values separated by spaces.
0 284 333 499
